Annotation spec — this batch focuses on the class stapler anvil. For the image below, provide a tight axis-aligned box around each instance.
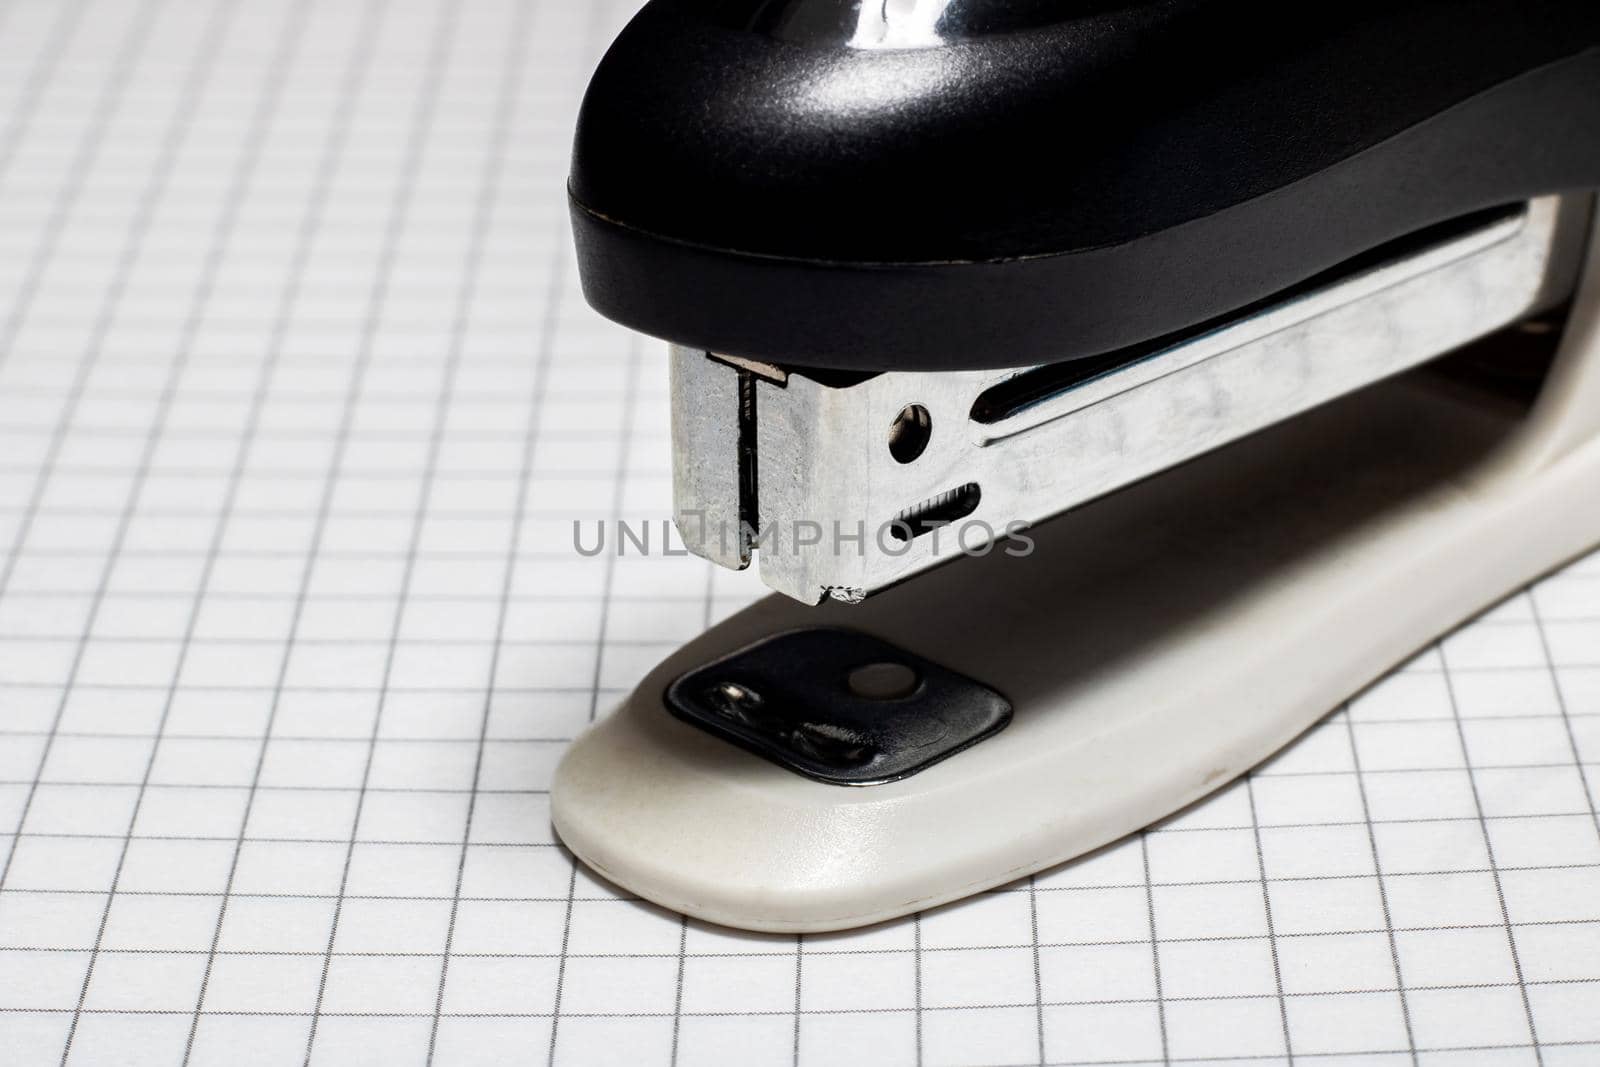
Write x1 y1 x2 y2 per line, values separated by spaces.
552 0 1600 931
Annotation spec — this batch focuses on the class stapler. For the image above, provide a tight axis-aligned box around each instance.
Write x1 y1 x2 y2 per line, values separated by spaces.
552 0 1600 931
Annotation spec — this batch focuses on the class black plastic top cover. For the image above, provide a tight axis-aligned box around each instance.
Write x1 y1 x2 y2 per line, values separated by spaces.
569 1 1600 371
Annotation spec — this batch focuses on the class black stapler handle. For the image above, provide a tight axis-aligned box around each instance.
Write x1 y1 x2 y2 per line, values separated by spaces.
569 0 1600 371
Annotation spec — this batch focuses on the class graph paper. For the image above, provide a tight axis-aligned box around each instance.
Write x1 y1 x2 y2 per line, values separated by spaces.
0 0 1598 1064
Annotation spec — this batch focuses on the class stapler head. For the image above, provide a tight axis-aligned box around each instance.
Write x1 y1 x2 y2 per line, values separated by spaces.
553 1 1600 931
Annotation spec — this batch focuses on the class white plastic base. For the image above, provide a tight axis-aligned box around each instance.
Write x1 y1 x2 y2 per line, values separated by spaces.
552 241 1600 933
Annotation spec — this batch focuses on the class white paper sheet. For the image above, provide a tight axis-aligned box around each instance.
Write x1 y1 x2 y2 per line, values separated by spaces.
1 1 1598 1063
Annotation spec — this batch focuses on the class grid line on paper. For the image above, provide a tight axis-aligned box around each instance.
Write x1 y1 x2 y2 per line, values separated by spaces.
1342 708 1419 1066
790 934 803 1065
299 0 471 1054
1529 587 1600 842
1138 834 1171 1066
1243 776 1293 1064
0 977 1597 1012
1027 876 1045 1066
0 0 169 883
180 0 394 1053
21 767 1600 789
0 0 191 892
0 0 162 376
545 326 643 1066
425 0 544 1056
0 0 88 179
912 912 925 1067
1438 646 1543 1062
60 0 310 1056
0 0 1598 1065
